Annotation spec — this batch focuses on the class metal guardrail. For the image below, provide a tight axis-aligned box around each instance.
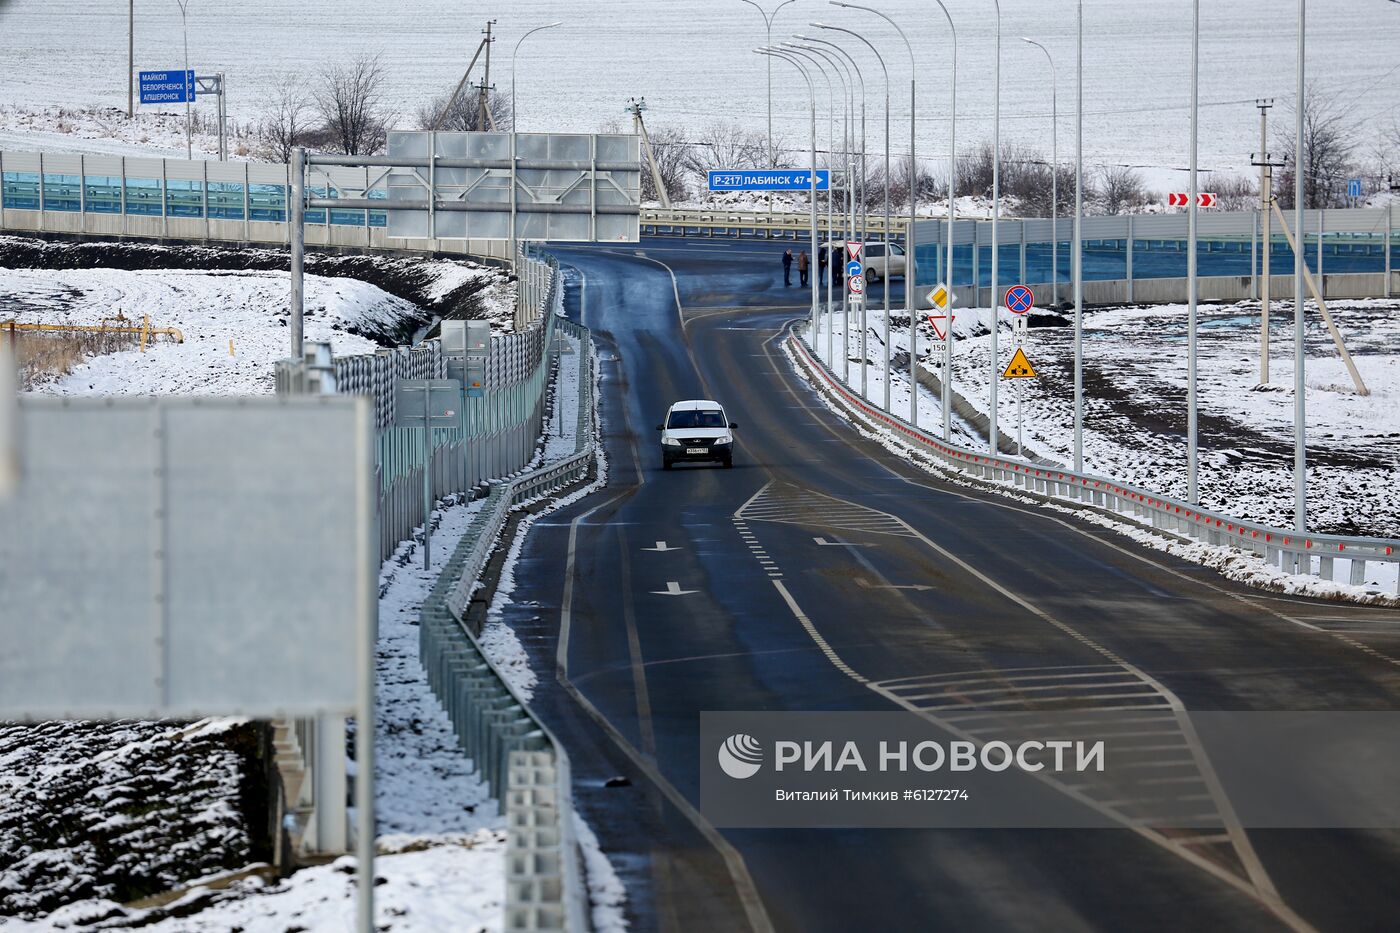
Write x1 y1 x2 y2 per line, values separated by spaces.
422 310 597 931
270 247 591 899
640 206 906 240
278 245 564 561
789 330 1400 596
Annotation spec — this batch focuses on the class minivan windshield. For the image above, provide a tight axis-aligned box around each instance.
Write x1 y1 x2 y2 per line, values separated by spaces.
668 409 726 429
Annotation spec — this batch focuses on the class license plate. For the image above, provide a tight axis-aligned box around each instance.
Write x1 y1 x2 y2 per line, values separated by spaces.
686 447 707 455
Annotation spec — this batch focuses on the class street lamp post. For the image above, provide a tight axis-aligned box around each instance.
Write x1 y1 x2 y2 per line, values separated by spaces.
1074 0 1084 474
742 0 799 167
800 36 867 396
834 2 916 430
815 22 892 413
1021 38 1058 307
931 0 958 443
511 23 563 133
784 43 845 369
175 0 192 159
1187 0 1200 504
989 0 1002 456
1294 0 1307 532
787 41 854 382
757 47 821 333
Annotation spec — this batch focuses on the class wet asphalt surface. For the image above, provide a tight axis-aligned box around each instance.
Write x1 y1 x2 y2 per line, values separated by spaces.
494 235 1400 933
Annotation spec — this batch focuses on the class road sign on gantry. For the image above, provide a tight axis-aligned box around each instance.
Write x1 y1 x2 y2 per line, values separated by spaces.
1003 346 1038 379
1005 285 1034 315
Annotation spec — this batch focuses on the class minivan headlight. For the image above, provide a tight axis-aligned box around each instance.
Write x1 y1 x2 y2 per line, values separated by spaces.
662 436 682 446
714 435 733 445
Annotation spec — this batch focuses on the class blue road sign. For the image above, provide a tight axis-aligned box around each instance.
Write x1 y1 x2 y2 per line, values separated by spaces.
846 260 862 279
708 169 831 192
139 70 195 105
1005 284 1034 314
1348 178 1363 199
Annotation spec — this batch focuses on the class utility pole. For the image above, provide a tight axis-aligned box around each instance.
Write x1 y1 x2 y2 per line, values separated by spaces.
630 98 671 209
1251 99 1277 386
127 0 134 119
478 20 496 131
176 0 192 159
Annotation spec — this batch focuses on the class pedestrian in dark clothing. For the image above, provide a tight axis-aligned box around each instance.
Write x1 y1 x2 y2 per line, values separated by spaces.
830 245 843 284
818 247 828 284
797 250 810 287
782 249 793 286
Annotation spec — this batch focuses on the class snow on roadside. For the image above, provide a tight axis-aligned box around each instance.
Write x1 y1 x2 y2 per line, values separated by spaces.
8 834 507 933
3 267 420 395
0 105 242 160
372 498 499 836
789 336 1400 604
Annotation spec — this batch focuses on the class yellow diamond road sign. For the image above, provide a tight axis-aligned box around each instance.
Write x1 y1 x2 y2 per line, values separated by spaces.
927 284 952 310
1003 346 1038 379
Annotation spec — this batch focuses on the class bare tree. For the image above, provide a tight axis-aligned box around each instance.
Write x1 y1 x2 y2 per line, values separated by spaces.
683 121 770 181
1094 163 1148 214
1207 172 1258 212
598 118 692 204
257 81 315 162
314 52 391 156
1275 83 1357 209
416 85 512 132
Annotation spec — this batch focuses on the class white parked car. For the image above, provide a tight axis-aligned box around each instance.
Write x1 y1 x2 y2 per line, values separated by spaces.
819 241 907 282
657 400 737 470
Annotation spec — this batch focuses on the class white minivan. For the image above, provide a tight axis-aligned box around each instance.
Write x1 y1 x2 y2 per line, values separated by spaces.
819 240 907 282
657 400 737 469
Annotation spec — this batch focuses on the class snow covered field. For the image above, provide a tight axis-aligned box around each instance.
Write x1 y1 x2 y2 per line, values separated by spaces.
3 267 406 394
1 1 1397 183
810 296 1400 594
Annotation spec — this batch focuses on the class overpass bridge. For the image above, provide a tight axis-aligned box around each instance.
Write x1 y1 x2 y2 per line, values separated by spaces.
3 147 1396 307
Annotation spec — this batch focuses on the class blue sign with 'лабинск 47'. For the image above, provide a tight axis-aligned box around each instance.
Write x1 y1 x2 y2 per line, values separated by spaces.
139 70 195 105
709 169 830 192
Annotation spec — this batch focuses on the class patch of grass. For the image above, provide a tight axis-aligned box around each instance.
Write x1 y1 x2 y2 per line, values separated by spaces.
6 329 140 390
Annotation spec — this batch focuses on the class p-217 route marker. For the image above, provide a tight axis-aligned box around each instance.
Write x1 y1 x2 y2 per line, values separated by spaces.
707 169 831 191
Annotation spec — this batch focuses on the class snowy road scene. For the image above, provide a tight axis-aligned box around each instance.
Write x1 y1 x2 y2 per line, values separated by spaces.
3 2 1400 932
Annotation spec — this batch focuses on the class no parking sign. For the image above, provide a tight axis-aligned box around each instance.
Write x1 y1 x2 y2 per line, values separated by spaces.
1005 284 1034 315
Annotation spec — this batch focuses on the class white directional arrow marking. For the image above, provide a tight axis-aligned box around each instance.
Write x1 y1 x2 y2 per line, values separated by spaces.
813 536 874 547
651 581 698 596
643 541 681 552
856 578 933 592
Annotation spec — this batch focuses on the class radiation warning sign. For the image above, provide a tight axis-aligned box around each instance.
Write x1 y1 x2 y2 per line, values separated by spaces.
1002 347 1038 379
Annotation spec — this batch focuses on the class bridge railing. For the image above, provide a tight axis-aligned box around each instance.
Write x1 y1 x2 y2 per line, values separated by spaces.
789 329 1400 597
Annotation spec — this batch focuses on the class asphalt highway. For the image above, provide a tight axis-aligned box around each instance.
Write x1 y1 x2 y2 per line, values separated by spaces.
497 235 1400 933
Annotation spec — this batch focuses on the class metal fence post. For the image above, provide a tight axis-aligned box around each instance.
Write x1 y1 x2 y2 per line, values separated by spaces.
1125 216 1134 303
290 147 305 361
